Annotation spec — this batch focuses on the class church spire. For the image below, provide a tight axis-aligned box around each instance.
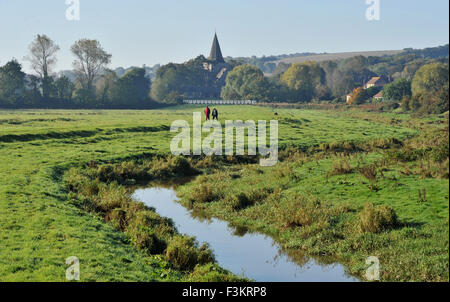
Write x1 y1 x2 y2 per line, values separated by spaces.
209 32 225 63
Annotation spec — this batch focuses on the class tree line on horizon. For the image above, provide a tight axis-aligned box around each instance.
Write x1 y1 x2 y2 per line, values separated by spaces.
0 35 156 109
0 34 448 114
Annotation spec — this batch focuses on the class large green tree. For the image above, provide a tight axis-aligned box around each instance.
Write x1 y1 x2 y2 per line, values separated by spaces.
151 56 228 103
412 63 449 96
410 63 449 114
150 63 185 104
115 68 151 107
95 69 118 106
0 60 26 105
54 75 75 100
280 61 326 101
221 64 270 101
383 78 412 101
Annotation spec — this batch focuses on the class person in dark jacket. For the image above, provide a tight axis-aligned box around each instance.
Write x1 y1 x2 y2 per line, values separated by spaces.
212 108 219 120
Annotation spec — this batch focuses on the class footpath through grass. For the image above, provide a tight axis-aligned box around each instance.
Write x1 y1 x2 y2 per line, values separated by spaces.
0 106 447 281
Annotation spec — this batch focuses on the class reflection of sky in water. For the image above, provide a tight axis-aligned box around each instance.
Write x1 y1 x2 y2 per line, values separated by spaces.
133 187 359 282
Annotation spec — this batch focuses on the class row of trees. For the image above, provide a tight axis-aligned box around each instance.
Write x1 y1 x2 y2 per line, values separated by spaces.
1 37 448 112
0 35 155 109
220 61 329 102
220 49 448 114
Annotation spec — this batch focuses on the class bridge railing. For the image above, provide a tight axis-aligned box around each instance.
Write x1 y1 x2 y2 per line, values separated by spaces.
182 100 257 105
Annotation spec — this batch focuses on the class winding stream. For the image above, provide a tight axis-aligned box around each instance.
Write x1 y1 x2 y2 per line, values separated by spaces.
133 186 359 282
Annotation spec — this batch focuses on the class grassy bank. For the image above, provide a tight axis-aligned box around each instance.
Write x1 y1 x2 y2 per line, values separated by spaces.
64 156 245 281
177 118 449 281
0 106 447 281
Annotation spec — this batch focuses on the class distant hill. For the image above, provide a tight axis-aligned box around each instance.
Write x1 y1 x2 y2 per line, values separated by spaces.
273 50 404 65
229 44 448 75
226 50 404 74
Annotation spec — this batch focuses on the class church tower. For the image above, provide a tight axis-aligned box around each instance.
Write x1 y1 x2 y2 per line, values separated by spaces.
208 33 225 63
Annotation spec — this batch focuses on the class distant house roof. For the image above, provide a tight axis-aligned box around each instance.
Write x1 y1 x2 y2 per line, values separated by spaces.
374 91 383 98
366 76 387 85
367 77 381 84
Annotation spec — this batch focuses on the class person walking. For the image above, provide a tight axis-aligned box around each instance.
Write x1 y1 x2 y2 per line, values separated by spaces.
205 106 211 121
212 108 219 121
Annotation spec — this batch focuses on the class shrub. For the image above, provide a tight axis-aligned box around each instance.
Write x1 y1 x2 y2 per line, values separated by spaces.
359 203 398 233
166 236 215 271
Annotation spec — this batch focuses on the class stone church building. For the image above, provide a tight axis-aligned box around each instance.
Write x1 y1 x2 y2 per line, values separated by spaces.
182 33 230 99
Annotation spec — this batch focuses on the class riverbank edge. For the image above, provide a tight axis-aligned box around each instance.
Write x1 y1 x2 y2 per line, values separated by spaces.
61 155 250 282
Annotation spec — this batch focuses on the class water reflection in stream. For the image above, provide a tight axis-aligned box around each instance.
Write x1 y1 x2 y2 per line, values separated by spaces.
133 186 359 282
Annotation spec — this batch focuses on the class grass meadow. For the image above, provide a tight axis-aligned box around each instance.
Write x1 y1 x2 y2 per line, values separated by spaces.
0 105 448 281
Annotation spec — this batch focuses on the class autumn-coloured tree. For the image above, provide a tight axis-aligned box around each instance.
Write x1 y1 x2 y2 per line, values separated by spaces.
347 87 367 105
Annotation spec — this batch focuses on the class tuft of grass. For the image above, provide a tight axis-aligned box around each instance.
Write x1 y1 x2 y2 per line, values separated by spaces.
126 224 167 254
188 263 249 282
358 164 378 190
188 182 217 204
359 203 398 233
329 157 353 176
166 236 215 271
224 188 272 211
418 188 427 203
